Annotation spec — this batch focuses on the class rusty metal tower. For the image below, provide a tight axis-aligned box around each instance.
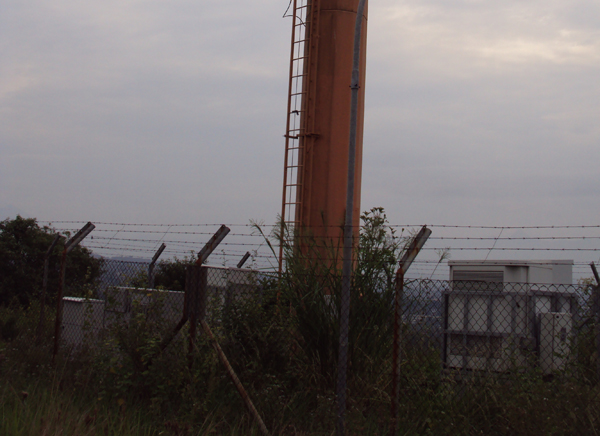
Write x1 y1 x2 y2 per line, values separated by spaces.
279 0 368 268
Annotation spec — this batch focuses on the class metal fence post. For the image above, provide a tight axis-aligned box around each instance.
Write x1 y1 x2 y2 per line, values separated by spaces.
593 285 600 384
237 251 251 268
153 226 230 361
391 268 404 435
197 225 230 265
52 222 95 362
591 263 600 384
37 233 62 344
390 226 431 435
186 265 207 368
336 1 367 434
148 243 166 288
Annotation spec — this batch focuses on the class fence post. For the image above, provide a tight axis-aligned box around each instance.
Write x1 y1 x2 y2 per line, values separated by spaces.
52 222 95 362
152 226 230 361
200 318 270 435
336 1 368 433
390 226 431 436
186 265 207 368
237 251 251 268
37 233 62 344
591 263 600 384
391 268 404 436
593 285 600 384
197 225 230 265
148 243 166 288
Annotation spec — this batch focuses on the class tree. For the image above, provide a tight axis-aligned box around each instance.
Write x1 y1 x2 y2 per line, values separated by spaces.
126 254 194 291
153 255 195 292
0 216 103 307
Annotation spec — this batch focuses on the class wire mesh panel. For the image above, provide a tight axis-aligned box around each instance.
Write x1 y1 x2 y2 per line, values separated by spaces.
442 281 578 373
5 254 600 434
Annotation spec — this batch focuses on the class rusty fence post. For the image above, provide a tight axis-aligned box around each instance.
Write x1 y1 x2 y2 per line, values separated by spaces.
188 265 269 434
391 268 404 435
186 265 207 368
197 225 230 265
37 233 62 344
52 222 95 362
591 263 600 384
200 319 270 436
148 243 166 288
390 226 431 435
593 285 600 385
152 226 230 363
237 251 251 269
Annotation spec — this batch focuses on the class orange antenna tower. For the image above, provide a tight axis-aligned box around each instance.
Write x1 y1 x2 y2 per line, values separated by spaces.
279 0 368 268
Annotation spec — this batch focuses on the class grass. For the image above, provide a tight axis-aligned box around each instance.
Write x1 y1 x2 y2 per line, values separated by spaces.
0 375 272 436
2 380 159 436
3 267 600 434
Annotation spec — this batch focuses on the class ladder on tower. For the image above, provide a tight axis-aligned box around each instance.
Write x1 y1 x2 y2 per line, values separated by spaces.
279 0 320 270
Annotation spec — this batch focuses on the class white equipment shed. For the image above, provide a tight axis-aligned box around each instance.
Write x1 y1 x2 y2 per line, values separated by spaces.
443 260 575 373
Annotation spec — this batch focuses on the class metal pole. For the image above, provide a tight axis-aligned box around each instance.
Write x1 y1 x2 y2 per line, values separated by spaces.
148 243 166 288
200 319 270 436
53 249 68 362
186 265 206 369
594 285 600 384
197 225 230 265
52 222 95 362
336 1 367 434
37 233 62 344
390 226 431 435
390 268 404 435
237 251 251 269
590 263 600 383
591 262 600 286
150 227 231 364
64 222 95 253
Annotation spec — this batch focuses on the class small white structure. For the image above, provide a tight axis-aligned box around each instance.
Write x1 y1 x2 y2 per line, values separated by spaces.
449 259 573 286
444 260 575 373
62 297 106 345
62 288 185 347
61 266 261 347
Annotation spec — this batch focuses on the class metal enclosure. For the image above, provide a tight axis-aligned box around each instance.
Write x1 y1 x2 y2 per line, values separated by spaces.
539 312 572 373
444 260 575 373
62 297 105 345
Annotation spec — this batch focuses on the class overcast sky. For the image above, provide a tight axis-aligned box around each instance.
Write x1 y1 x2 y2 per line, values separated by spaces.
2 0 600 274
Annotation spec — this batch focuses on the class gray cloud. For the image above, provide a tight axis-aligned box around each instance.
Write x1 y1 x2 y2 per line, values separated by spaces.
1 0 599 256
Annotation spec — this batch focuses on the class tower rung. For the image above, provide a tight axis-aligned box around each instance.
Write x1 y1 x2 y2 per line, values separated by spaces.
280 0 321 269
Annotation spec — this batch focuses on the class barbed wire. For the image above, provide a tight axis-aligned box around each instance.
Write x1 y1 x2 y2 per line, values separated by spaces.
37 220 600 279
53 228 267 236
40 221 600 230
40 221 263 227
75 232 600 241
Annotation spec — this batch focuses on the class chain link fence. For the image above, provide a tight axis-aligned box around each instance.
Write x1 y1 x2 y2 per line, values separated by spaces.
2 257 600 434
